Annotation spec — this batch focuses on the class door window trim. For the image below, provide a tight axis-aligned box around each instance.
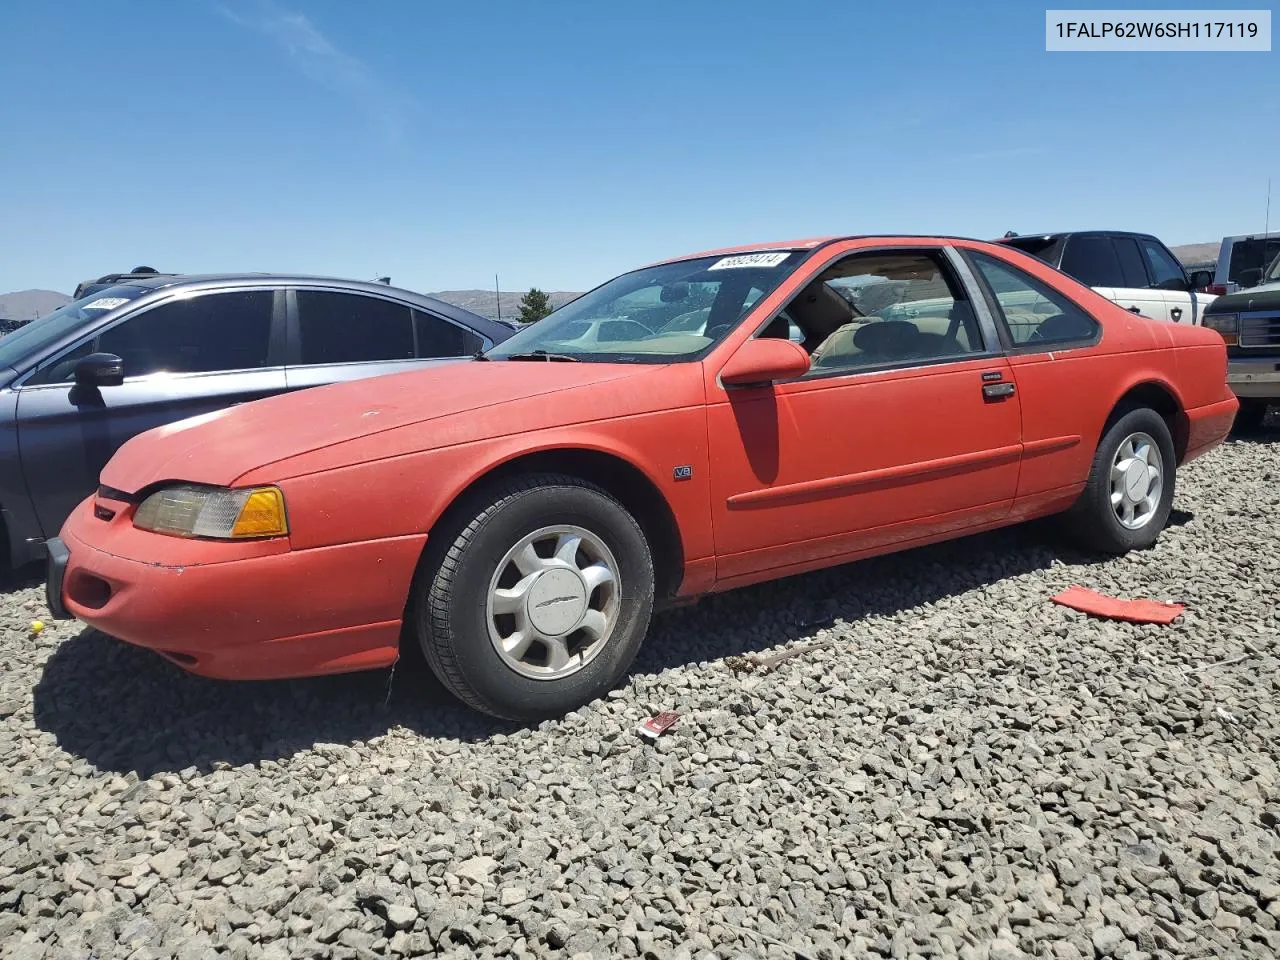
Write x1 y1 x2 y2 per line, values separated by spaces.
736 244 1006 387
16 287 287 390
284 286 493 367
959 248 1103 355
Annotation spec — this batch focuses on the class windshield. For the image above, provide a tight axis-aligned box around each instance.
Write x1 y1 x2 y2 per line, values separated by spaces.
1265 250 1280 283
0 284 151 371
485 252 805 362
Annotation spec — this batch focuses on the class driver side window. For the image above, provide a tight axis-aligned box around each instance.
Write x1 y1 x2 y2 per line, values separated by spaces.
27 290 275 386
967 252 1099 347
760 250 987 374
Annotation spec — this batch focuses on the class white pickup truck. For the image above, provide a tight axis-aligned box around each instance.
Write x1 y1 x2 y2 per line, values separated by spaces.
995 230 1217 324
1203 232 1280 296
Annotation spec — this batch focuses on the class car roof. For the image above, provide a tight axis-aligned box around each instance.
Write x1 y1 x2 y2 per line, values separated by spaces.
646 234 1013 268
996 230 1159 243
97 273 510 340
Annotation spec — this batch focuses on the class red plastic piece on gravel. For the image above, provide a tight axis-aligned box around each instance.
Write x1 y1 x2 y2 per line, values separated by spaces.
1051 586 1185 625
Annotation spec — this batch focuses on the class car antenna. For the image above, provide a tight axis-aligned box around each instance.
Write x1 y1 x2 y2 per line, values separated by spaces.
494 273 502 323
1265 177 1272 239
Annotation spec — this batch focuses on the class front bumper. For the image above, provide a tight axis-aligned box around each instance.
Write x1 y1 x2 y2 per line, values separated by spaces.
54 496 427 680
45 537 71 620
1226 357 1280 399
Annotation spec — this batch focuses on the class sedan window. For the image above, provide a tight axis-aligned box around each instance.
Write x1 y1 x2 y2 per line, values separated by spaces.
413 310 483 358
968 252 1099 347
767 251 986 374
297 291 414 365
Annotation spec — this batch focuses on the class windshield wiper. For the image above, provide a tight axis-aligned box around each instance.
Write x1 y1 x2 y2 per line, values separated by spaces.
471 351 490 361
501 350 580 362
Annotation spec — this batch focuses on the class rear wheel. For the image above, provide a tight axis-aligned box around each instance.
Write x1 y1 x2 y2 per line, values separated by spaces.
414 474 654 720
1063 407 1176 554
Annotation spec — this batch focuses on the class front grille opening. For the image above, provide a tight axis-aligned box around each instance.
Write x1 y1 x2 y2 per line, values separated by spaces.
67 574 111 610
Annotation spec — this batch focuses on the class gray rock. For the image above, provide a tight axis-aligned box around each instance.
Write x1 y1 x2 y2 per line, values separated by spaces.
450 856 498 885
382 904 417 931
1091 925 1126 957
500 886 528 907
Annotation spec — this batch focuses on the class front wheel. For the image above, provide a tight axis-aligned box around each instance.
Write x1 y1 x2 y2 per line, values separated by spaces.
1063 407 1176 554
414 474 655 721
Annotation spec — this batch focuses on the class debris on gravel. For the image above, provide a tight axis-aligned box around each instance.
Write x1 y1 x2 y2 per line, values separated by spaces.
2 433 1278 958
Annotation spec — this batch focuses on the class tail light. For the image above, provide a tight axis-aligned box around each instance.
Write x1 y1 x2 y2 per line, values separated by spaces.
1206 284 1229 296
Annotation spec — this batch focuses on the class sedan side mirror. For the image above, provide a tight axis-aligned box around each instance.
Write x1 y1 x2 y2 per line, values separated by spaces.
1188 269 1213 289
720 337 810 387
74 352 125 388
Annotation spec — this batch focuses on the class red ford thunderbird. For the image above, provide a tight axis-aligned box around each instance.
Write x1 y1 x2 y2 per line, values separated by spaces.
47 236 1238 720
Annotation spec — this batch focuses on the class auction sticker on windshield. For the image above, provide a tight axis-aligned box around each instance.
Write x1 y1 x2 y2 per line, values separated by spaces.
707 252 792 270
84 298 129 311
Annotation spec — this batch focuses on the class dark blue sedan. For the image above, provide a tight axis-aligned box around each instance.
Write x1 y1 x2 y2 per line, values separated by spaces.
0 273 512 569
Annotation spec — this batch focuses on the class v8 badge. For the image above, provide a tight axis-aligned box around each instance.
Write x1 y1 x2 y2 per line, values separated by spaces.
672 465 693 481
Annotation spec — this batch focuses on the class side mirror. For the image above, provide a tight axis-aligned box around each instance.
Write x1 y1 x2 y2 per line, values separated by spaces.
74 352 125 388
1188 270 1213 289
720 337 810 387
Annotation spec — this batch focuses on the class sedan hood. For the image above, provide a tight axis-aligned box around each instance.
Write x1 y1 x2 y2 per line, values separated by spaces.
1208 280 1280 312
101 360 654 493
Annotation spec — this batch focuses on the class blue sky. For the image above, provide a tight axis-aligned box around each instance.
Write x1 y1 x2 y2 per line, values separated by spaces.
1 1 1275 296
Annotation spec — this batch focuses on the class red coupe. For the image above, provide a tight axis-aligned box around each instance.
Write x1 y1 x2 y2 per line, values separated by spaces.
47 236 1237 719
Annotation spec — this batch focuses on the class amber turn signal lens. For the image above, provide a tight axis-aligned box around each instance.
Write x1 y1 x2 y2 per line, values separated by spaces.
231 488 288 538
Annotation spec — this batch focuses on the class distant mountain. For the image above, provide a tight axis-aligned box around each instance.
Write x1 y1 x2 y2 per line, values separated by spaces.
1170 242 1220 270
430 289 581 321
0 289 71 321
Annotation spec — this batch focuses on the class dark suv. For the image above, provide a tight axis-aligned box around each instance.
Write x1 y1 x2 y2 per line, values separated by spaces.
0 274 512 569
1200 250 1280 430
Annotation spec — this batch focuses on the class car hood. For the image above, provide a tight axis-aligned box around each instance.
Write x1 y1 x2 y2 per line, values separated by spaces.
1207 280 1280 312
101 360 657 492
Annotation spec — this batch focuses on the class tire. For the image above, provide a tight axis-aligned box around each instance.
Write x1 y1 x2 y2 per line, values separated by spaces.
414 473 655 721
1232 399 1270 434
1063 407 1176 555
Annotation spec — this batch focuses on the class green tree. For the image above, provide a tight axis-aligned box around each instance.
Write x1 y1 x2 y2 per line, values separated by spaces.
517 287 553 323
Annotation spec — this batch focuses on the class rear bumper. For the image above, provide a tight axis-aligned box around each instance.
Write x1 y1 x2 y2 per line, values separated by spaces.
1226 357 1280 399
1181 395 1239 464
54 498 426 680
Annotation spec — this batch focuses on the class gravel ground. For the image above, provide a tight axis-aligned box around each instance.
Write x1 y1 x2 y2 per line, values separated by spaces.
2 427 1279 960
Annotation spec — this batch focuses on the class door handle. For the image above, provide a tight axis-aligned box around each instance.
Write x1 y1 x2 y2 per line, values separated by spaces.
1127 306 1142 314
983 381 1016 400
1170 307 1183 321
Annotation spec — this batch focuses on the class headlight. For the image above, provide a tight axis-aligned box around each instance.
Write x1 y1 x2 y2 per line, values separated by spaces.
1202 313 1239 345
132 484 289 540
